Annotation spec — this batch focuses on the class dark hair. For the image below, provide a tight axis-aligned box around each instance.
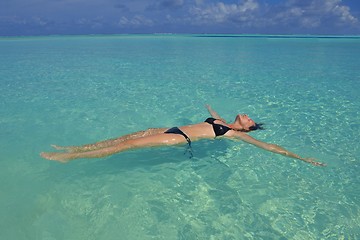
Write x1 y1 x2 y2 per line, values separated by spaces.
248 123 265 131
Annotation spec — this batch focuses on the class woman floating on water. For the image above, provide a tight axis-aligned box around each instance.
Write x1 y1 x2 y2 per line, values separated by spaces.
40 105 326 166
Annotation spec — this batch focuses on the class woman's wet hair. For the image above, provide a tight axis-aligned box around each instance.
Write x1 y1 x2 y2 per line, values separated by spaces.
248 123 265 131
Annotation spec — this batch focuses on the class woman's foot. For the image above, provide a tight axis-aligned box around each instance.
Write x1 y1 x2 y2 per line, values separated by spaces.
40 152 70 163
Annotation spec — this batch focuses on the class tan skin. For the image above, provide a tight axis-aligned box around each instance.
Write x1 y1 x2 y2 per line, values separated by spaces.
40 105 326 166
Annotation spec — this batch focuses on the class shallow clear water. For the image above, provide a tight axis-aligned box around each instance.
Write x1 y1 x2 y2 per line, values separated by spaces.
0 35 359 239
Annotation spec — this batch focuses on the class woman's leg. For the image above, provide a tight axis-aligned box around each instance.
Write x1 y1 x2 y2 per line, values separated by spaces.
51 128 168 153
41 133 186 163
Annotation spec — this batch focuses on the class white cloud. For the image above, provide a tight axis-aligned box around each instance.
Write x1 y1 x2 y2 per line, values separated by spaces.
118 15 153 27
194 0 204 6
182 0 360 33
75 17 105 29
289 7 304 17
274 0 358 28
333 5 358 24
0 16 27 25
300 17 320 28
32 16 48 26
189 0 259 25
1 0 359 35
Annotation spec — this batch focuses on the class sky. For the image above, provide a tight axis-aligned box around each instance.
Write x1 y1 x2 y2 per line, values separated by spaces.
1 0 360 36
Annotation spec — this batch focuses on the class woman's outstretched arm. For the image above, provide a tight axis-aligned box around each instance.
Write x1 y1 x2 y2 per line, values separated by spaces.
230 132 326 166
205 104 227 123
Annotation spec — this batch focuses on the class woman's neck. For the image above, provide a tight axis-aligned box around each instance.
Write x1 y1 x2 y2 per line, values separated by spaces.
228 123 244 131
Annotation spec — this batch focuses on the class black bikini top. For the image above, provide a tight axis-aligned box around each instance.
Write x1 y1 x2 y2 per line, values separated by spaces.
204 117 232 137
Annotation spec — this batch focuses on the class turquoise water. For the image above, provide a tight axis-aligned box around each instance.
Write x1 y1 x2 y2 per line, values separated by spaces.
0 35 359 239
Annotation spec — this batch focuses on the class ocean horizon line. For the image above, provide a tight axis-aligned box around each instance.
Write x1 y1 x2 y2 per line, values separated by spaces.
1 33 360 40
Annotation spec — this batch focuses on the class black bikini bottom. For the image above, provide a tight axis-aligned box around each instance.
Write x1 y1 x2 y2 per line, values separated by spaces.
164 127 193 158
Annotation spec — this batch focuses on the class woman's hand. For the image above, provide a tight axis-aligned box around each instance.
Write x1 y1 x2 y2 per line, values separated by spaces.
302 158 327 167
205 104 227 123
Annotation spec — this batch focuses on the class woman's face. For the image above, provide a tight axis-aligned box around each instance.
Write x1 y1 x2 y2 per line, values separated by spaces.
237 114 255 131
